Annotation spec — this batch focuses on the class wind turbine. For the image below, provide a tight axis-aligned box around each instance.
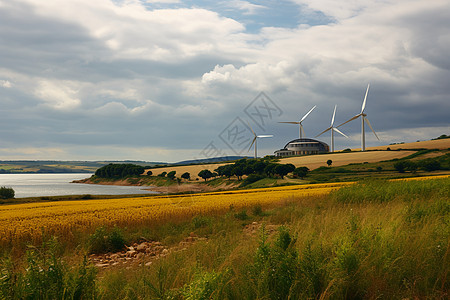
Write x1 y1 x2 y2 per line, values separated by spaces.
279 105 316 139
316 105 348 152
248 122 273 158
337 84 379 151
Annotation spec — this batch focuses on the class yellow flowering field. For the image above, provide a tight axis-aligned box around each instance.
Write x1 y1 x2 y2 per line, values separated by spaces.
0 175 447 247
0 182 349 247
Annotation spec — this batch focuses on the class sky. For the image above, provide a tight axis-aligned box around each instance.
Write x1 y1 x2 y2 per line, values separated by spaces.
0 0 449 163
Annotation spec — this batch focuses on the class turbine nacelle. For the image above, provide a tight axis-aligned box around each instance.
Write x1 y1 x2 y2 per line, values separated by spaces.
316 105 348 152
279 105 316 139
248 122 273 158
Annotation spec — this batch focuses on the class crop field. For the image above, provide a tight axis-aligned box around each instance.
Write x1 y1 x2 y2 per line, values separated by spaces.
0 182 348 248
279 149 414 170
1 175 448 249
1 175 448 299
368 137 450 150
148 150 415 180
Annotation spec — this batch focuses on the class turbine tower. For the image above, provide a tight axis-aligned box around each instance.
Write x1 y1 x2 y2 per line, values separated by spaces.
315 105 348 152
337 84 379 151
279 105 316 139
248 122 273 158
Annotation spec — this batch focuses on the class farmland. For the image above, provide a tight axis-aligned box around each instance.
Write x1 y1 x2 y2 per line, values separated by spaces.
147 150 414 180
1 175 448 299
0 182 349 248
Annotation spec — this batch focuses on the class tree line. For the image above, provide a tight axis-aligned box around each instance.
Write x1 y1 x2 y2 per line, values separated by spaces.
95 164 145 179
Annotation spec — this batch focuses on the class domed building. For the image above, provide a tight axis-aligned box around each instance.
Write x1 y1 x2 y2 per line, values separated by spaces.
274 138 329 157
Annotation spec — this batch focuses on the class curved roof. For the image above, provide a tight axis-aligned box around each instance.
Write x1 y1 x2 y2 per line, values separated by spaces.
283 138 329 150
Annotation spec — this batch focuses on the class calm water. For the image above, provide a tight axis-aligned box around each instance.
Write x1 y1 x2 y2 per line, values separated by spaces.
0 174 157 198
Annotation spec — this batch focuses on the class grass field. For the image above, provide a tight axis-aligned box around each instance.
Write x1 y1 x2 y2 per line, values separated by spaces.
1 175 448 299
368 137 450 150
0 182 349 249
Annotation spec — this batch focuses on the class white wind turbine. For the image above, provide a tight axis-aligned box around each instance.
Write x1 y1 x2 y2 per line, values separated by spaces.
316 105 348 152
248 122 273 158
279 105 316 139
337 84 379 151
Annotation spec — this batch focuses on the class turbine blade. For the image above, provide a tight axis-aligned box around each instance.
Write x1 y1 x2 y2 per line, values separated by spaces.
257 135 273 138
364 117 379 140
247 121 256 137
278 121 300 124
248 137 257 151
337 114 360 128
333 127 349 138
331 105 337 126
361 83 370 113
315 127 332 138
300 105 316 122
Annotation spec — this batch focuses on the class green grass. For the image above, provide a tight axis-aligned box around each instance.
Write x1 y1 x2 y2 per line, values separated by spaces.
2 177 448 299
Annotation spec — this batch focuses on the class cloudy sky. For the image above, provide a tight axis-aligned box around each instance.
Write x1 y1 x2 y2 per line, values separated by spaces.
1 0 449 163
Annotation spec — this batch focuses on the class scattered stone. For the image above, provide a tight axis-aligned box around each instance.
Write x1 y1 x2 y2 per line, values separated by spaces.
145 262 153 267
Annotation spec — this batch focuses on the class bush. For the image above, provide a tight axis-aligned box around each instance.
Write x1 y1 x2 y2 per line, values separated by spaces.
88 226 126 254
234 210 249 220
241 174 266 186
167 171 176 180
95 163 145 179
0 186 14 199
251 204 264 216
0 237 97 299
420 159 441 171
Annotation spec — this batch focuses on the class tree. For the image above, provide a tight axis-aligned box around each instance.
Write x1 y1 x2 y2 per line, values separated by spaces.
420 160 441 171
293 167 309 179
181 172 190 181
394 161 407 173
0 186 15 199
232 165 244 180
95 163 145 179
198 169 213 181
158 171 167 177
264 163 278 177
327 159 333 167
253 160 268 174
146 170 153 176
167 171 176 180
274 164 290 179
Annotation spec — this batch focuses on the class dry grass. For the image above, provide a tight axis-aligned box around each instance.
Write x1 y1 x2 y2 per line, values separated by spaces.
367 138 450 150
279 150 414 169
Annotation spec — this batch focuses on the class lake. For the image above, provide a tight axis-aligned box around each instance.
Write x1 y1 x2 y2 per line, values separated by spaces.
0 174 157 198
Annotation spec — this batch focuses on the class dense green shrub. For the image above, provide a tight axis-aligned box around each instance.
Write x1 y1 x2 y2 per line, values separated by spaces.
0 186 15 199
88 226 126 254
95 163 145 179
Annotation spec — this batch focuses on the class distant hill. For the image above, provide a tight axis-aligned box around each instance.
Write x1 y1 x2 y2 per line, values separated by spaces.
173 156 249 165
0 160 167 174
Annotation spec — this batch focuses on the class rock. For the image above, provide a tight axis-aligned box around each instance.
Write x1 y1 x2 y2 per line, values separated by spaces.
145 261 153 267
252 222 258 225
110 254 120 260
162 249 169 255
95 263 109 268
136 243 147 252
136 252 145 260
126 250 137 258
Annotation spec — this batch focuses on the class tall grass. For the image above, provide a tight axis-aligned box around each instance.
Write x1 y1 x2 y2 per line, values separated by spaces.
2 177 449 299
